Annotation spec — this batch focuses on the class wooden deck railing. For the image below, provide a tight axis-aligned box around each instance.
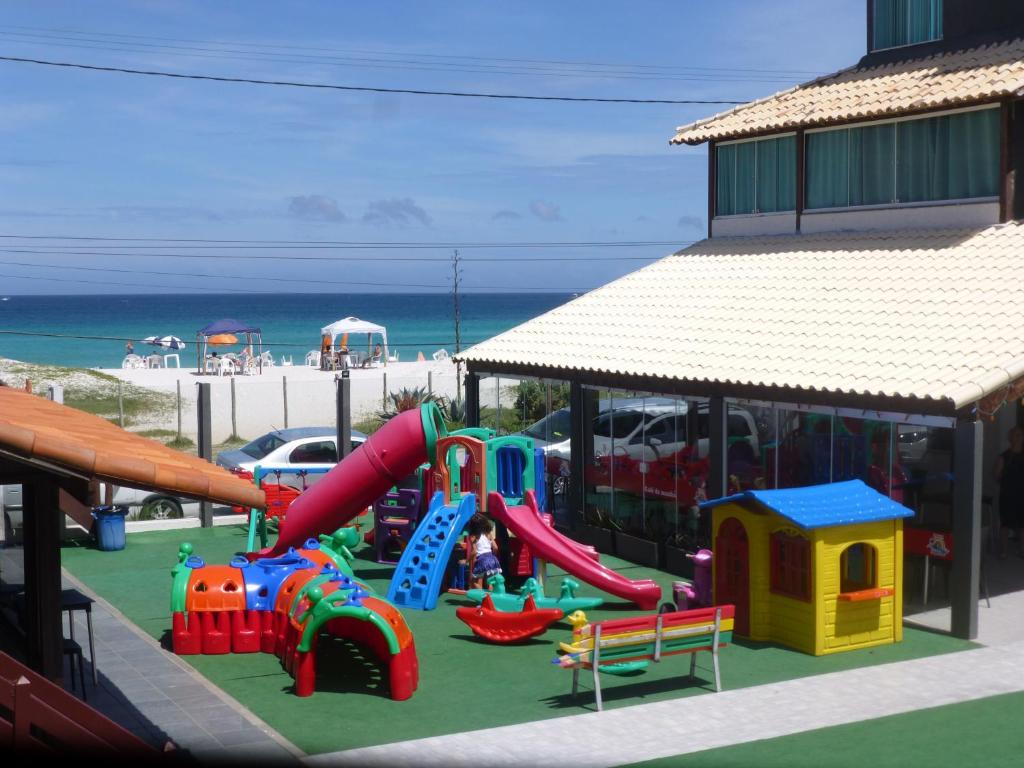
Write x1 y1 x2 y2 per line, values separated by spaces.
0 651 157 754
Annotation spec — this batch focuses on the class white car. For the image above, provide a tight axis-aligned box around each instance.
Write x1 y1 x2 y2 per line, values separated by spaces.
215 426 367 475
522 399 759 467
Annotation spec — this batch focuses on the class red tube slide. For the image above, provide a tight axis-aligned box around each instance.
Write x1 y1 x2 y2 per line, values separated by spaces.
264 405 442 556
487 491 662 610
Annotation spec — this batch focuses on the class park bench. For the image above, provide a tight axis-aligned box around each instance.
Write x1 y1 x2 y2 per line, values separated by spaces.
556 604 734 711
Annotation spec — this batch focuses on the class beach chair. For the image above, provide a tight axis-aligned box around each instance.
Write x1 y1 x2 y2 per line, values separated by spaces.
305 350 320 368
259 351 275 368
217 357 235 377
432 349 449 362
121 354 144 369
388 351 400 363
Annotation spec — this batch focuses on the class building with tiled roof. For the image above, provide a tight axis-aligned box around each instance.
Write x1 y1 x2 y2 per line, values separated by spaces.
459 0 1024 642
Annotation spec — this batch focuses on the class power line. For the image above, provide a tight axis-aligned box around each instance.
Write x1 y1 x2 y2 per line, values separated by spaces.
0 247 670 263
0 233 686 249
0 30 810 85
0 259 592 292
0 328 487 349
0 54 746 105
0 24 821 77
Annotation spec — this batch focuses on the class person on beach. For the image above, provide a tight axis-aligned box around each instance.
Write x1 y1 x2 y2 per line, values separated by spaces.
362 343 383 367
467 513 501 590
995 426 1024 558
125 340 134 356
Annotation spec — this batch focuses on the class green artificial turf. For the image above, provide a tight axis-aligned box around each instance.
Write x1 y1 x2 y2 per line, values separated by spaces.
61 526 976 756
621 690 1024 768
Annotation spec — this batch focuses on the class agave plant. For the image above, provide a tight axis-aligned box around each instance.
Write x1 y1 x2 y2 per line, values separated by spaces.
378 386 443 421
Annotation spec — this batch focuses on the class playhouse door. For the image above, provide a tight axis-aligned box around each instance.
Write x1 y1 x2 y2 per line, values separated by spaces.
715 517 750 636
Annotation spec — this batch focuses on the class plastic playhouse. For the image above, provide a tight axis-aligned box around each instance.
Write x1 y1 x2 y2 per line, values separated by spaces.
701 479 912 655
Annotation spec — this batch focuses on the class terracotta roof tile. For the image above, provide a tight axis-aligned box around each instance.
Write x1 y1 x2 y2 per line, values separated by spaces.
671 38 1024 144
0 388 264 509
457 223 1024 412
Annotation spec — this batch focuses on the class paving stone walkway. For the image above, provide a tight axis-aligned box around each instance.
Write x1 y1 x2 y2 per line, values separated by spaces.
60 570 302 763
308 639 1024 767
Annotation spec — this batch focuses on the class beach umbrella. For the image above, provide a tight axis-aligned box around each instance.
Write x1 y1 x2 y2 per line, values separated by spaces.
157 335 186 350
144 335 186 350
207 333 238 346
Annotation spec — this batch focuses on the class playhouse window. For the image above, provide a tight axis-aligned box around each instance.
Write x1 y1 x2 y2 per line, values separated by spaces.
770 531 811 601
840 543 877 593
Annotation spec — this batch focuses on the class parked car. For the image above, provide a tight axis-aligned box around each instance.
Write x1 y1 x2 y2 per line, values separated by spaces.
522 399 759 466
215 426 367 475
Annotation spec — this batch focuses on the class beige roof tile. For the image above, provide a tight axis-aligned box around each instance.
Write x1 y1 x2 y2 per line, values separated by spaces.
458 223 1024 412
671 38 1024 145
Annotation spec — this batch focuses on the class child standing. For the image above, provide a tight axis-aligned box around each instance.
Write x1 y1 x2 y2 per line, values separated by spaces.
467 513 501 590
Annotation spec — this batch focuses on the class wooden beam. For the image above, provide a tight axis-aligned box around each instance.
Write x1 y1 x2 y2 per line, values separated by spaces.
58 487 95 533
22 478 62 681
708 397 728 499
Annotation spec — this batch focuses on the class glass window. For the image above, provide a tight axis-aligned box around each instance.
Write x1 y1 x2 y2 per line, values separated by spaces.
289 440 337 464
873 0 942 50
806 108 999 210
770 530 812 600
716 135 796 216
241 432 287 460
897 108 1000 203
593 410 646 439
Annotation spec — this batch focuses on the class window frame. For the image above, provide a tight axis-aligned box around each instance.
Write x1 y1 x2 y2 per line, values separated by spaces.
715 132 798 219
769 528 812 601
803 104 1001 213
839 542 878 594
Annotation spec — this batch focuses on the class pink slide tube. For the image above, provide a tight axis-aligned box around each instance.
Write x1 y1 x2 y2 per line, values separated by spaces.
487 491 661 610
264 406 442 556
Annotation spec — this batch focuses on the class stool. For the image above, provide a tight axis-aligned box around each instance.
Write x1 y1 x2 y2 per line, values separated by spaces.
62 588 97 685
63 638 87 700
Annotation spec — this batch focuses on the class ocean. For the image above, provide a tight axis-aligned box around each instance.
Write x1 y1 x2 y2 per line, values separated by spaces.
0 292 572 369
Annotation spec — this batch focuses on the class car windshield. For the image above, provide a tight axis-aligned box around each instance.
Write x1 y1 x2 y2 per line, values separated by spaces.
240 432 288 460
593 409 646 439
522 409 571 442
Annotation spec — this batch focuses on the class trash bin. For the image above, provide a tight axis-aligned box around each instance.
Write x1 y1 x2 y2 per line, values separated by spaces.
92 505 129 551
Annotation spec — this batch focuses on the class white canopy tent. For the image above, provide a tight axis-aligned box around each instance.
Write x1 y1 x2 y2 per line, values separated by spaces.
320 316 389 365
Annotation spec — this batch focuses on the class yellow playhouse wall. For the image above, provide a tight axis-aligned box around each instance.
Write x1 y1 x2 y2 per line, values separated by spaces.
711 505 817 654
816 519 902 654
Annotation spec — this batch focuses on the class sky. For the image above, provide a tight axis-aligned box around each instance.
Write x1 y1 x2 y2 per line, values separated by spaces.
0 0 866 294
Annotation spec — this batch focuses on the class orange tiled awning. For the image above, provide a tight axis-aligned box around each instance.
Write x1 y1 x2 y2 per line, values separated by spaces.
0 387 265 509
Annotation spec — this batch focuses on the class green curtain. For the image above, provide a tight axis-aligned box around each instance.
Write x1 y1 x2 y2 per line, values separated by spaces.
874 0 941 49
756 135 796 213
849 123 895 206
897 108 999 203
716 143 736 216
806 130 850 209
734 141 756 215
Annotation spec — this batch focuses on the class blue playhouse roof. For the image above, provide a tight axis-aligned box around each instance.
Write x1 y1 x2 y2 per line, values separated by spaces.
699 480 913 530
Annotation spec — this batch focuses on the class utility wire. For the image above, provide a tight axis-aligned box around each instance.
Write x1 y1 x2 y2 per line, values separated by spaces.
0 30 810 84
0 55 746 104
0 328 487 349
0 259 592 292
0 24 821 77
0 233 687 249
0 247 671 263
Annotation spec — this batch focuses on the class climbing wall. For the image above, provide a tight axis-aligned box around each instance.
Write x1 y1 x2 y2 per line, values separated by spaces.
386 491 477 610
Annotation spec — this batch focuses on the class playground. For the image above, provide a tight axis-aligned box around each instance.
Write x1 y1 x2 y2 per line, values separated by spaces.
60 522 973 756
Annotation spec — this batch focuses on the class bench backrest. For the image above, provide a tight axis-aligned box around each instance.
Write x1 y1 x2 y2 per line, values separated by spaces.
589 604 735 666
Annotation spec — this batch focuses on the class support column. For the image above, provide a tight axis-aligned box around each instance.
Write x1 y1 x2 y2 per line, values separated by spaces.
336 370 351 461
464 372 480 428
22 478 62 680
709 396 728 500
568 383 598 528
951 417 982 640
196 382 213 528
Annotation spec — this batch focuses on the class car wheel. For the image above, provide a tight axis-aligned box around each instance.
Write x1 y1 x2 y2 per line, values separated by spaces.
140 496 183 520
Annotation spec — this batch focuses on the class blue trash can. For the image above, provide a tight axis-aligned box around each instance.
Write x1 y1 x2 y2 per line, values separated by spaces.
92 505 129 551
